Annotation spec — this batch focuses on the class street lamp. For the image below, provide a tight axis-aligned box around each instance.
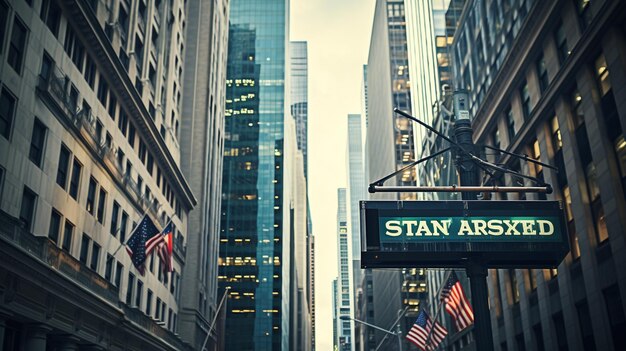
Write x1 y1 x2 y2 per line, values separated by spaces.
340 308 406 351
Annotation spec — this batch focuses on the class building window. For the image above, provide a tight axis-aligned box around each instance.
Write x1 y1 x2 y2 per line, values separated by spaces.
84 55 96 88
115 262 123 287
146 289 153 315
576 299 596 350
20 186 37 231
62 220 74 252
126 272 135 305
135 280 143 308
8 17 28 74
594 54 611 97
98 77 109 108
554 21 569 64
120 211 129 243
575 0 592 31
57 144 70 189
108 95 117 121
90 242 100 271
156 298 162 319
0 1 8 54
520 80 531 119
97 187 107 223
0 86 16 139
533 324 545 351
28 118 47 167
64 26 85 71
604 284 626 349
48 209 62 244
562 186 581 259
527 269 537 291
69 159 82 200
86 177 97 215
508 269 520 304
492 127 500 150
110 201 120 236
40 51 53 81
80 234 90 264
40 0 61 37
536 54 549 92
553 312 569 351
506 107 515 142
105 255 114 281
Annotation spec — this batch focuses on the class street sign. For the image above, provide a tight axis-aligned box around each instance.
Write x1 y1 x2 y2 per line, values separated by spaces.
360 200 569 268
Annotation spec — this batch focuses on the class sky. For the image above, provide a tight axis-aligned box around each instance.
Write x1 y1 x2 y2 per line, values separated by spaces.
290 0 376 349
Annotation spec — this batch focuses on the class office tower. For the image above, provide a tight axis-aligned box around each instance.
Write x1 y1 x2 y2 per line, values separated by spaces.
363 1 425 350
179 0 229 349
332 278 339 349
347 114 365 289
361 64 369 129
346 114 367 351
446 0 626 350
335 188 354 351
0 0 195 349
367 0 416 198
290 41 308 178
290 39 314 351
219 0 293 349
404 3 467 349
290 147 311 351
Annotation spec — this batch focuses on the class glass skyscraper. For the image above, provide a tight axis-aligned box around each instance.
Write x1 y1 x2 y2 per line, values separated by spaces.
219 0 291 349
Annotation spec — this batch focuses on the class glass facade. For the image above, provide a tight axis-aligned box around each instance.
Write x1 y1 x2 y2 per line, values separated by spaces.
220 0 289 350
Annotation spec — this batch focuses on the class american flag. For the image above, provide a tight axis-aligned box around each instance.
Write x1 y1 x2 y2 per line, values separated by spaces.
125 214 159 275
406 309 447 351
440 271 474 331
156 222 173 273
145 221 171 254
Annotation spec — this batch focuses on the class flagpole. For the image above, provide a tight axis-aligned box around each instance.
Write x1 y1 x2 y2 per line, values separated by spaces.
201 287 230 351
424 269 453 350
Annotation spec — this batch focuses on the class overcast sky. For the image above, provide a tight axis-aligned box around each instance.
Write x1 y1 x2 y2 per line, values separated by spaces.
290 0 376 349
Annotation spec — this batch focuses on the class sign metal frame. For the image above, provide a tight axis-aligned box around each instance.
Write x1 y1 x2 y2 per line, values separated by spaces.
361 200 569 268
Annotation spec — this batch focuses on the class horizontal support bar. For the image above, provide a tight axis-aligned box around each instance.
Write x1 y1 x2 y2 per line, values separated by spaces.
369 185 553 194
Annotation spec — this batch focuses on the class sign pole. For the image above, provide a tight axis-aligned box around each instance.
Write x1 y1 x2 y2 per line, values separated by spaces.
453 91 495 351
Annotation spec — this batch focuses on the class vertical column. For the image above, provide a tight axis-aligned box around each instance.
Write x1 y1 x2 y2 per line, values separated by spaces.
24 324 52 351
534 123 561 351
600 26 626 323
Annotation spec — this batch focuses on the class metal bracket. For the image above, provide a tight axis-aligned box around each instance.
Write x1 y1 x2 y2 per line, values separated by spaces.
367 108 555 194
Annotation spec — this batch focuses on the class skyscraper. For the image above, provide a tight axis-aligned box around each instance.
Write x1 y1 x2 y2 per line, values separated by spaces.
219 0 293 349
363 1 424 350
346 114 367 351
334 188 354 351
0 0 195 349
290 41 309 177
444 0 626 350
290 39 314 351
179 0 230 349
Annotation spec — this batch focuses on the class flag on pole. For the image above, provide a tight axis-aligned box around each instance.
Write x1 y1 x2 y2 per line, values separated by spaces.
125 214 159 275
156 222 173 273
145 220 171 254
440 271 474 331
406 309 448 351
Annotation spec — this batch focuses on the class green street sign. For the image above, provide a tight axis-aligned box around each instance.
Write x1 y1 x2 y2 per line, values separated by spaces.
361 200 569 268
